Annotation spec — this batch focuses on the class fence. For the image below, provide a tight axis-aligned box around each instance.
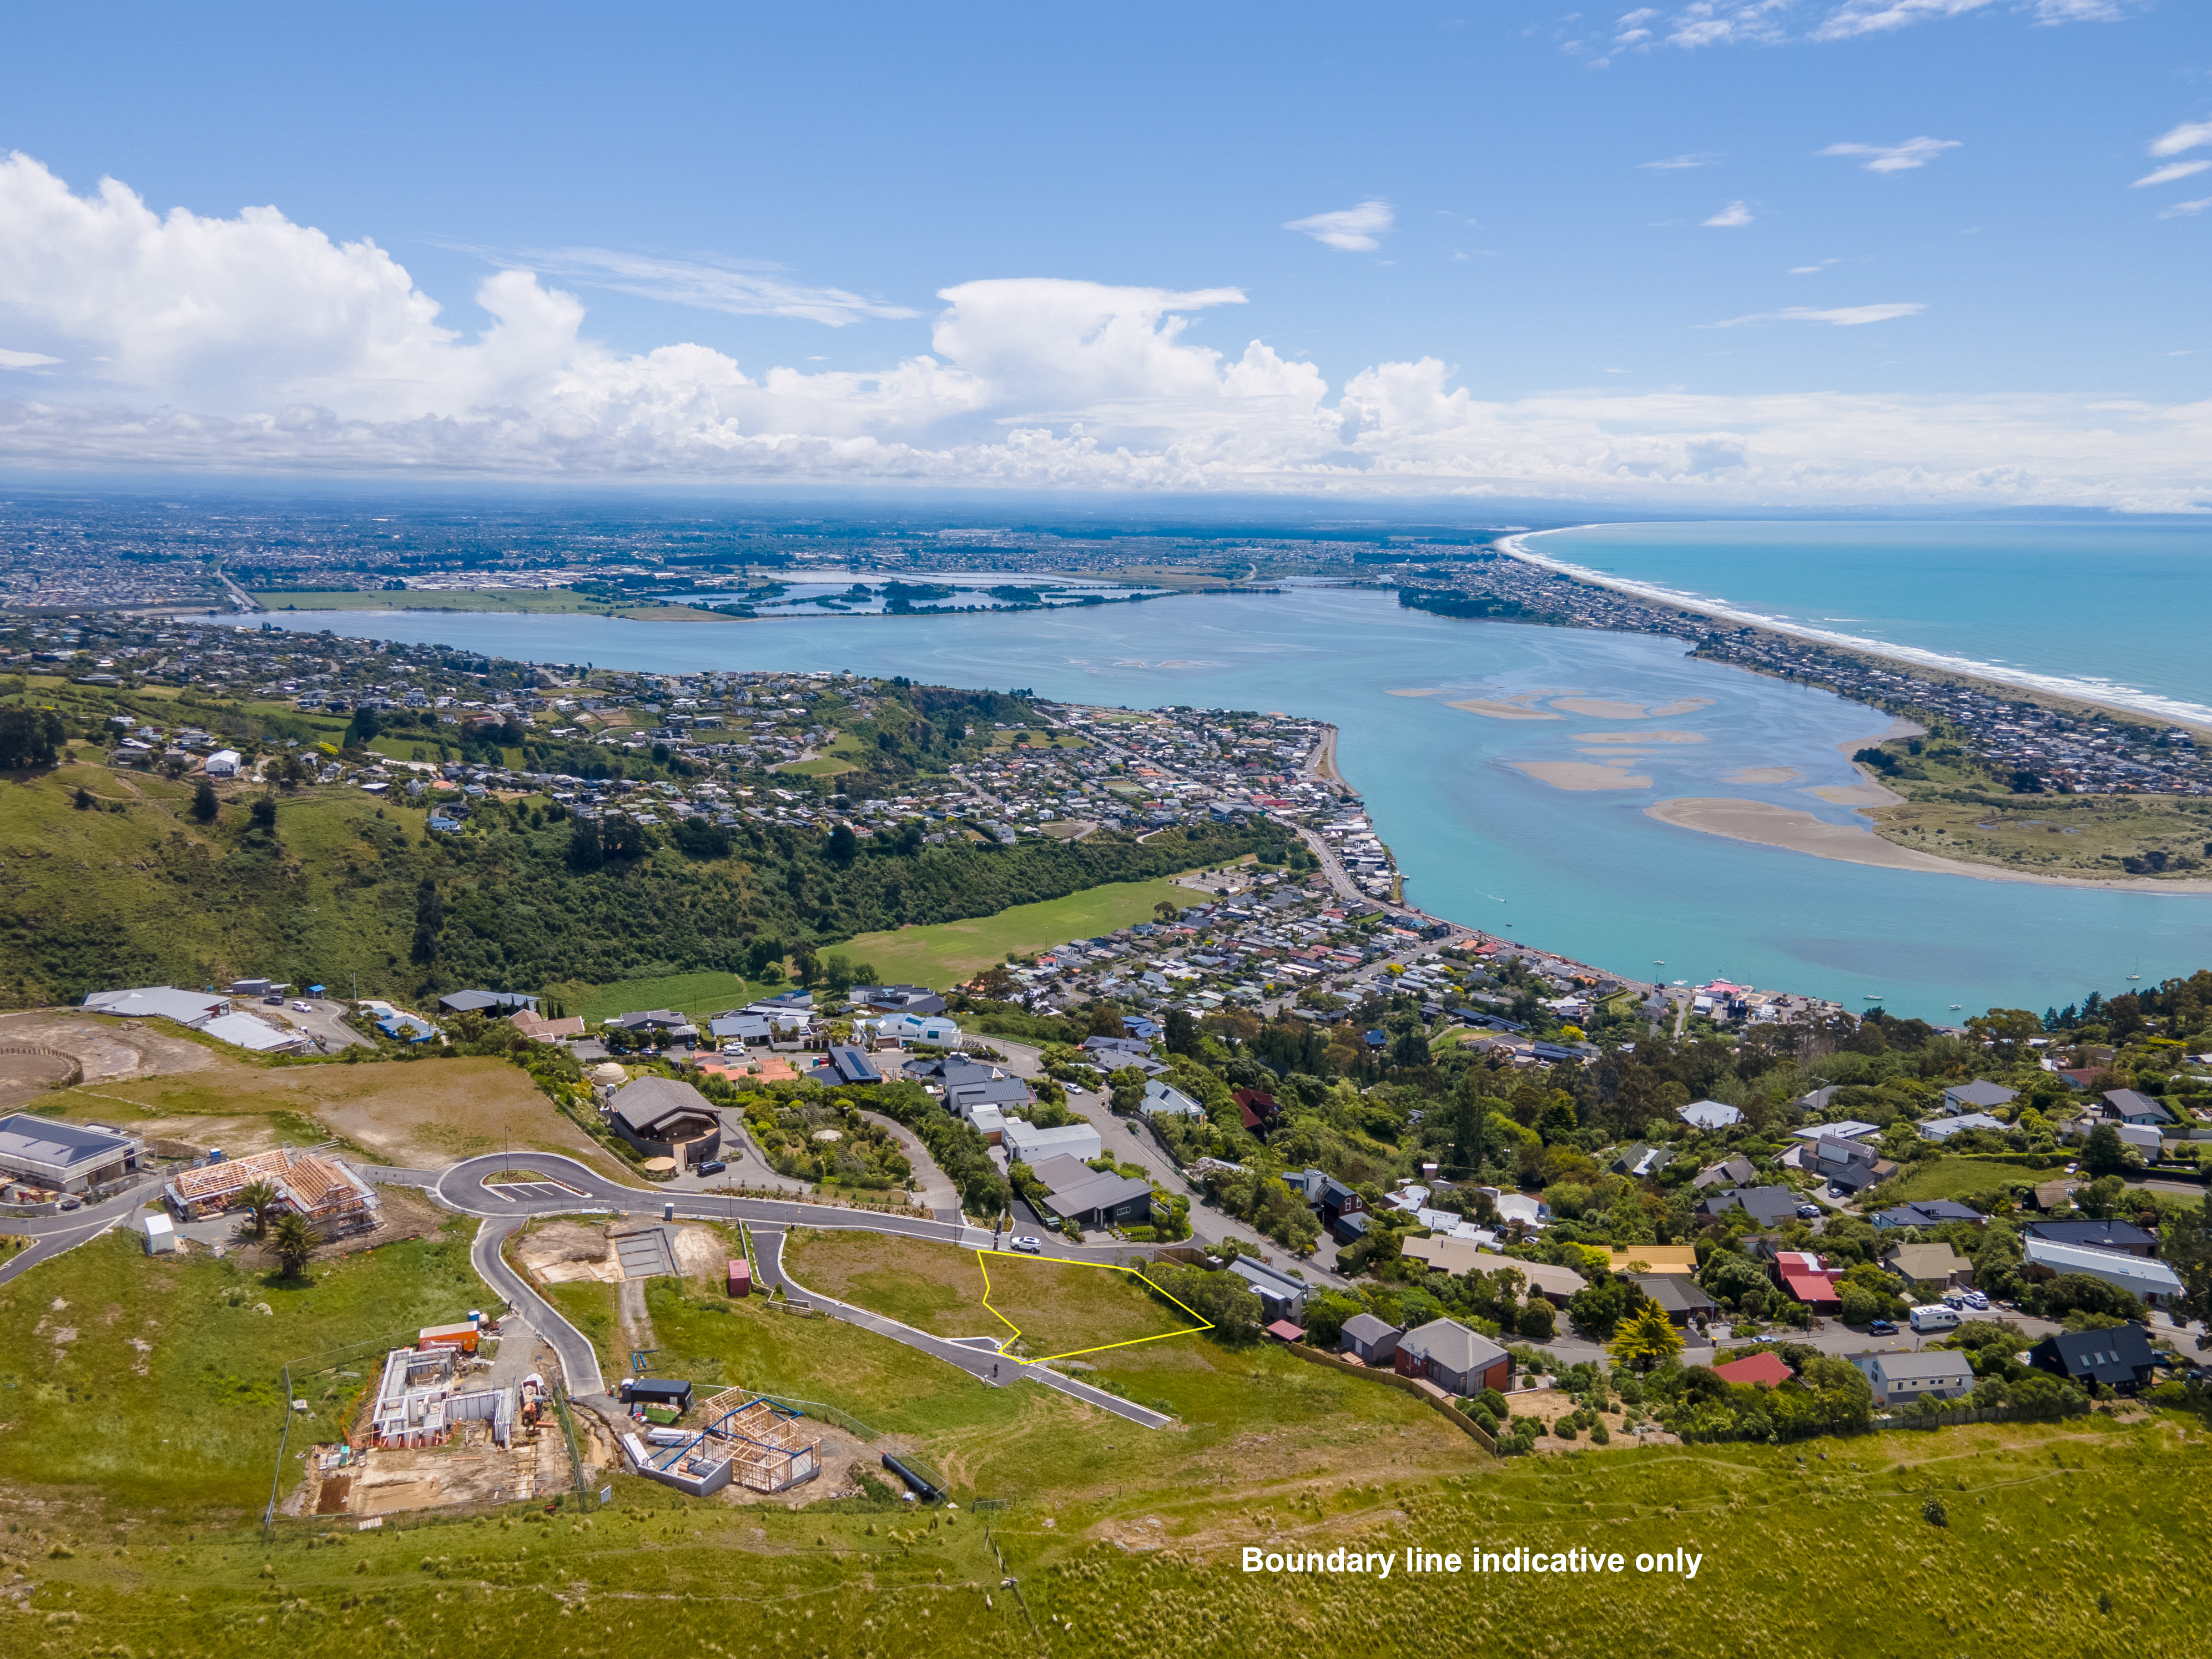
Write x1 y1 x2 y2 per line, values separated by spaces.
1279 1340 1497 1455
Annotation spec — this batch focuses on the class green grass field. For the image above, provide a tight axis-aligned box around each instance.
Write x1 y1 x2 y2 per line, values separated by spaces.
835 874 1193 987
0 1224 481 1516
780 1232 1205 1362
2 1219 2207 1657
538 970 784 1025
778 757 858 776
250 588 743 622
1880 1156 2060 1203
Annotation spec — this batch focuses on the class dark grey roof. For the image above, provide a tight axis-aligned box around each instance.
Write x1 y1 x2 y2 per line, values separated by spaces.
1635 1275 1717 1317
1944 1078 2017 1108
610 1075 717 1134
1703 1186 1798 1227
2025 1219 2158 1251
0 1113 138 1169
439 990 540 1013
1340 1313 1400 1345
2103 1088 2175 1123
2033 1324 2155 1384
1875 1199 1984 1227
825 1045 883 1085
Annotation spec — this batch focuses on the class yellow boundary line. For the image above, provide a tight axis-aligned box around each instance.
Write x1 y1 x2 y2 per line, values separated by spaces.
973 1247 1212 1365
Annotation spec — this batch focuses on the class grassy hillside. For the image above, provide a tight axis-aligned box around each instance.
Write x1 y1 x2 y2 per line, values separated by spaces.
0 756 1263 1007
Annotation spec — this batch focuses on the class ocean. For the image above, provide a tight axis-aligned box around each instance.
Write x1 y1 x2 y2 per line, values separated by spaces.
234 530 2212 1023
1524 520 2212 728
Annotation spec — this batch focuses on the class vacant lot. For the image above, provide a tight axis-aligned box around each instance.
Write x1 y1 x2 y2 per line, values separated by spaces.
782 1231 1202 1362
837 874 1195 986
0 1223 481 1515
1880 1156 2059 1203
23 1047 606 1171
540 969 781 1026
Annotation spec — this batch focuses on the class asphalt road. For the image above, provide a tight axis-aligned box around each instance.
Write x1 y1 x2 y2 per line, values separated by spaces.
470 1214 607 1397
0 1171 167 1288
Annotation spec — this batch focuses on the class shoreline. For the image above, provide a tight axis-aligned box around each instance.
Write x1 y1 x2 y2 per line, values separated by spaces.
1644 796 2212 893
1497 525 2212 740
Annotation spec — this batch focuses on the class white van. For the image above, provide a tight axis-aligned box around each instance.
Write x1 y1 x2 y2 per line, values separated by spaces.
1909 1304 1962 1333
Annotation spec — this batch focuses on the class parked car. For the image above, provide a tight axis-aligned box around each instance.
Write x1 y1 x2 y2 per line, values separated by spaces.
1867 1319 1898 1335
696 1159 726 1176
1942 1289 1970 1309
263 994 284 1005
1962 1289 1989 1310
1011 1235 1043 1254
293 1000 313 1011
1796 1203 1822 1219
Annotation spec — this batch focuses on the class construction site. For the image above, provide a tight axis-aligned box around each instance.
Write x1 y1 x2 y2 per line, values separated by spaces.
619 1384 823 1499
163 1144 379 1233
290 1316 580 1519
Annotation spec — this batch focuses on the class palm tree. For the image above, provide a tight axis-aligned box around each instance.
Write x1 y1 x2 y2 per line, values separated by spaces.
235 1178 279 1239
268 1212 316 1278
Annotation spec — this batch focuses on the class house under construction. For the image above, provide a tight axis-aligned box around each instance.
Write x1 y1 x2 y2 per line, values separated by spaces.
163 1145 379 1231
624 1385 821 1497
366 1344 514 1449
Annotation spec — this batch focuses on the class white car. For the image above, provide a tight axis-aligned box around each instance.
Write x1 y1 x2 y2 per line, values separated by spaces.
293 1000 313 1012
1962 1289 1990 1310
1010 1235 1044 1254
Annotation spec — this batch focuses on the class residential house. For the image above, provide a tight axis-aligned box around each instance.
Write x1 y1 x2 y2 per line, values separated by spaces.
1677 1100 1742 1131
1001 1118 1102 1168
1921 1112 2009 1141
608 1076 722 1167
1026 1154 1154 1229
1609 1142 1672 1179
1233 1087 1280 1133
1807 1135 1897 1195
1883 1242 1973 1292
2023 1219 2158 1257
1634 1274 1717 1327
947 1075 1036 1118
438 990 541 1016
609 1008 699 1047
1490 1192 1549 1229
1516 1260 1591 1304
1225 1254 1309 1323
0 1113 144 1196
812 1046 884 1086
1711 1351 1794 1389
2021 1237 2183 1307
1605 1245 1699 1275
1847 1350 1976 1408
1941 1079 2018 1113
1872 1199 1986 1230
1395 1318 1511 1397
1791 1120 1882 1144
1337 1313 1402 1366
1082 1035 1167 1075
2029 1179 2082 1212
2028 1325 2157 1394
81 986 231 1027
1701 1186 1800 1228
1141 1078 1207 1118
849 984 948 1017
1691 1156 1756 1192
871 1011 961 1046
1774 1250 1842 1313
2100 1088 2175 1127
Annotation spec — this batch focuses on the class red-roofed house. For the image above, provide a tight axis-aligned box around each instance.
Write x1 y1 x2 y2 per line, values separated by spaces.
1775 1250 1843 1313
1712 1351 1795 1390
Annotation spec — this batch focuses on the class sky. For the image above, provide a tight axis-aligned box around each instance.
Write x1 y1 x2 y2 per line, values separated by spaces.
0 1 2206 508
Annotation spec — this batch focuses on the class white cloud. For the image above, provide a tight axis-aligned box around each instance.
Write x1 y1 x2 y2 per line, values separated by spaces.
1813 0 1998 39
1700 302 1926 326
2149 119 2212 158
0 157 2207 512
2159 196 2212 219
1704 201 1756 227
0 346 61 369
1625 0 2121 49
478 247 916 326
1788 259 1841 273
1283 200 1395 252
1639 152 1722 170
1820 137 1962 173
2133 160 2212 188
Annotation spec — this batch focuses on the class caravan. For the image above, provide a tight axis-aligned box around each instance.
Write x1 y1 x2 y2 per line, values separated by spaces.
1909 1304 1962 1334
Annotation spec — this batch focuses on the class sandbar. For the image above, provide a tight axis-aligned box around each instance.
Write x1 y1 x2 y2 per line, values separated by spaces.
1644 797 2212 890
1809 780 1902 806
1576 730 1706 745
1581 747 1662 756
1510 761 1654 790
1726 767 1802 785
1386 688 1444 697
1647 697 1717 718
1450 699 1563 720
1550 697 1650 719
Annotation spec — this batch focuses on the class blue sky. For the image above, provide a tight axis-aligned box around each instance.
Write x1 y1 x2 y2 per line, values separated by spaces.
1 2 2206 505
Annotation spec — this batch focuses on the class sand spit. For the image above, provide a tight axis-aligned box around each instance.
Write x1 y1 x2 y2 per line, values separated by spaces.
1511 762 1654 790
1386 687 1445 697
1550 697 1650 719
1645 797 2212 891
1727 767 1803 784
1577 730 1707 745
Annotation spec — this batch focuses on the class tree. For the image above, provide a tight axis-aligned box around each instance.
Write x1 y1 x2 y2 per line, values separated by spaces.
1108 1066 1148 1115
827 823 858 866
268 1211 315 1278
1449 1077 1495 1178
1165 1006 1198 1056
566 819 605 871
1145 1264 1263 1344
345 707 381 748
249 794 278 830
0 705 65 769
235 1179 279 1239
2164 1192 2212 1347
2082 1123 2134 1178
73 786 94 810
1153 900 1180 924
191 779 219 823
1517 1299 1558 1340
1608 1301 1684 1373
410 878 444 966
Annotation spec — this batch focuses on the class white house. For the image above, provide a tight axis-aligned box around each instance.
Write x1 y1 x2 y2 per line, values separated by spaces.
1001 1119 1102 1167
205 749 243 777
1140 1078 1206 1118
1677 1100 1742 1131
1847 1349 1974 1407
871 1011 961 1045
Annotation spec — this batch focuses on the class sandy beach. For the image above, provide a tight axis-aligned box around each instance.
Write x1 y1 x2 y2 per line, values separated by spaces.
1450 698 1562 720
1577 729 1706 745
1645 796 2212 891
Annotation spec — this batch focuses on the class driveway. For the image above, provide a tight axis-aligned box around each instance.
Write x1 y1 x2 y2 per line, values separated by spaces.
0 1171 167 1288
